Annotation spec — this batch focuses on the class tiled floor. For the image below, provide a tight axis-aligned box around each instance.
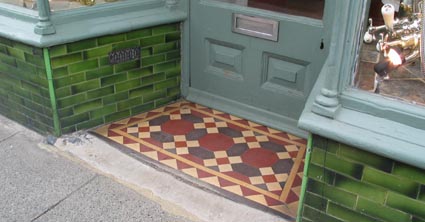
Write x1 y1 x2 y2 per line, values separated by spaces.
94 101 306 218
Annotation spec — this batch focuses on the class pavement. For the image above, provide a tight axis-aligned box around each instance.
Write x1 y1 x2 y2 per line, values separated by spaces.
0 114 287 222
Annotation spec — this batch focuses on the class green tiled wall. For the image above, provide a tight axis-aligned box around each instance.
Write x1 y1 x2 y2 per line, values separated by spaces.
301 135 425 222
49 23 181 134
0 37 54 134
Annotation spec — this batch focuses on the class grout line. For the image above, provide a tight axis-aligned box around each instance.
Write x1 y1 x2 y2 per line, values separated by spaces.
30 175 98 222
0 131 21 143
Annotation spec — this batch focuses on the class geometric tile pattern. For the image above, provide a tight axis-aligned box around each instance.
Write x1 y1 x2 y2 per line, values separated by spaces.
94 100 306 218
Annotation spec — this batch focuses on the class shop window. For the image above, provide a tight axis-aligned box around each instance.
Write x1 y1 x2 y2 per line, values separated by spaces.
214 0 325 19
0 0 121 11
353 0 425 106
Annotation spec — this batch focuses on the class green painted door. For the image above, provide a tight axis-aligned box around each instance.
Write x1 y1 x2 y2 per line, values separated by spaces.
188 0 328 135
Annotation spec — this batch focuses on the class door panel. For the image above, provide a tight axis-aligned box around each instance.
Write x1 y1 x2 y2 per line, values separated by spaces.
190 0 327 124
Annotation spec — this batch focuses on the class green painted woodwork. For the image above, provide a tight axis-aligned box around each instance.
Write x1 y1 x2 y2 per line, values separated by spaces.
301 135 425 222
51 23 181 134
186 0 332 138
0 37 54 134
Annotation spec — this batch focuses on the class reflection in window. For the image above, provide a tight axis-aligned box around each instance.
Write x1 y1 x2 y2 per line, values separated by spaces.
0 0 121 11
354 0 425 106
215 0 324 19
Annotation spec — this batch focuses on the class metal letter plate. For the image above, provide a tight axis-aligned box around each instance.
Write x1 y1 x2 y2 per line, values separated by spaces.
109 47 141 65
232 13 279 41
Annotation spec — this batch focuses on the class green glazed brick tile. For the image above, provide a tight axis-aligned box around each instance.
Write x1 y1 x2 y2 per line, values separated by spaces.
57 94 87 109
84 45 113 59
166 50 181 61
334 174 387 204
49 45 67 58
115 60 140 73
141 48 152 58
98 34 126 45
7 47 25 61
142 54 165 67
301 217 313 222
104 110 130 123
302 205 345 222
152 24 178 35
89 104 116 119
392 162 425 184
306 178 357 208
141 73 166 86
54 72 86 89
58 107 74 118
87 86 115 100
413 216 425 222
16 60 36 73
115 79 141 92
0 45 7 54
311 147 364 180
356 197 411 222
68 59 99 74
143 89 166 103
13 42 34 54
153 42 177 54
131 102 154 115
102 91 128 105
312 135 339 154
363 166 419 198
165 32 181 42
60 112 90 128
76 118 105 131
51 52 83 68
13 86 32 98
61 125 76 134
86 66 114 80
112 40 140 51
129 85 154 98
328 202 381 222
140 35 166 47
304 191 328 212
67 38 98 52
0 37 12 46
31 94 51 107
420 185 425 201
52 67 69 78
155 95 179 107
0 53 17 67
55 87 71 98
23 99 44 114
21 81 41 94
154 61 176 73
387 192 425 218
99 56 110 67
128 67 153 79
101 72 128 86
25 53 45 67
338 144 393 172
127 29 152 40
154 78 178 91
167 86 180 97
117 97 142 111
71 79 100 95
73 99 102 114
307 163 336 184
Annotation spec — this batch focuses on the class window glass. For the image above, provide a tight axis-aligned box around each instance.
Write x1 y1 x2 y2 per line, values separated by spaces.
0 0 36 9
214 0 325 19
353 0 425 106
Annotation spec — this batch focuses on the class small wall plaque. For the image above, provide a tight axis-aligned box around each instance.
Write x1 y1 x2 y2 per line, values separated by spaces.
109 47 141 65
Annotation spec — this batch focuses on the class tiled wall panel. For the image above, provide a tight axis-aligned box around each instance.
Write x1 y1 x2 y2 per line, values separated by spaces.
301 135 425 222
49 23 181 134
0 37 54 134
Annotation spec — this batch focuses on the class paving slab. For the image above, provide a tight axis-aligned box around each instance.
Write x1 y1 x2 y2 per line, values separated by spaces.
0 130 96 222
33 175 188 222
